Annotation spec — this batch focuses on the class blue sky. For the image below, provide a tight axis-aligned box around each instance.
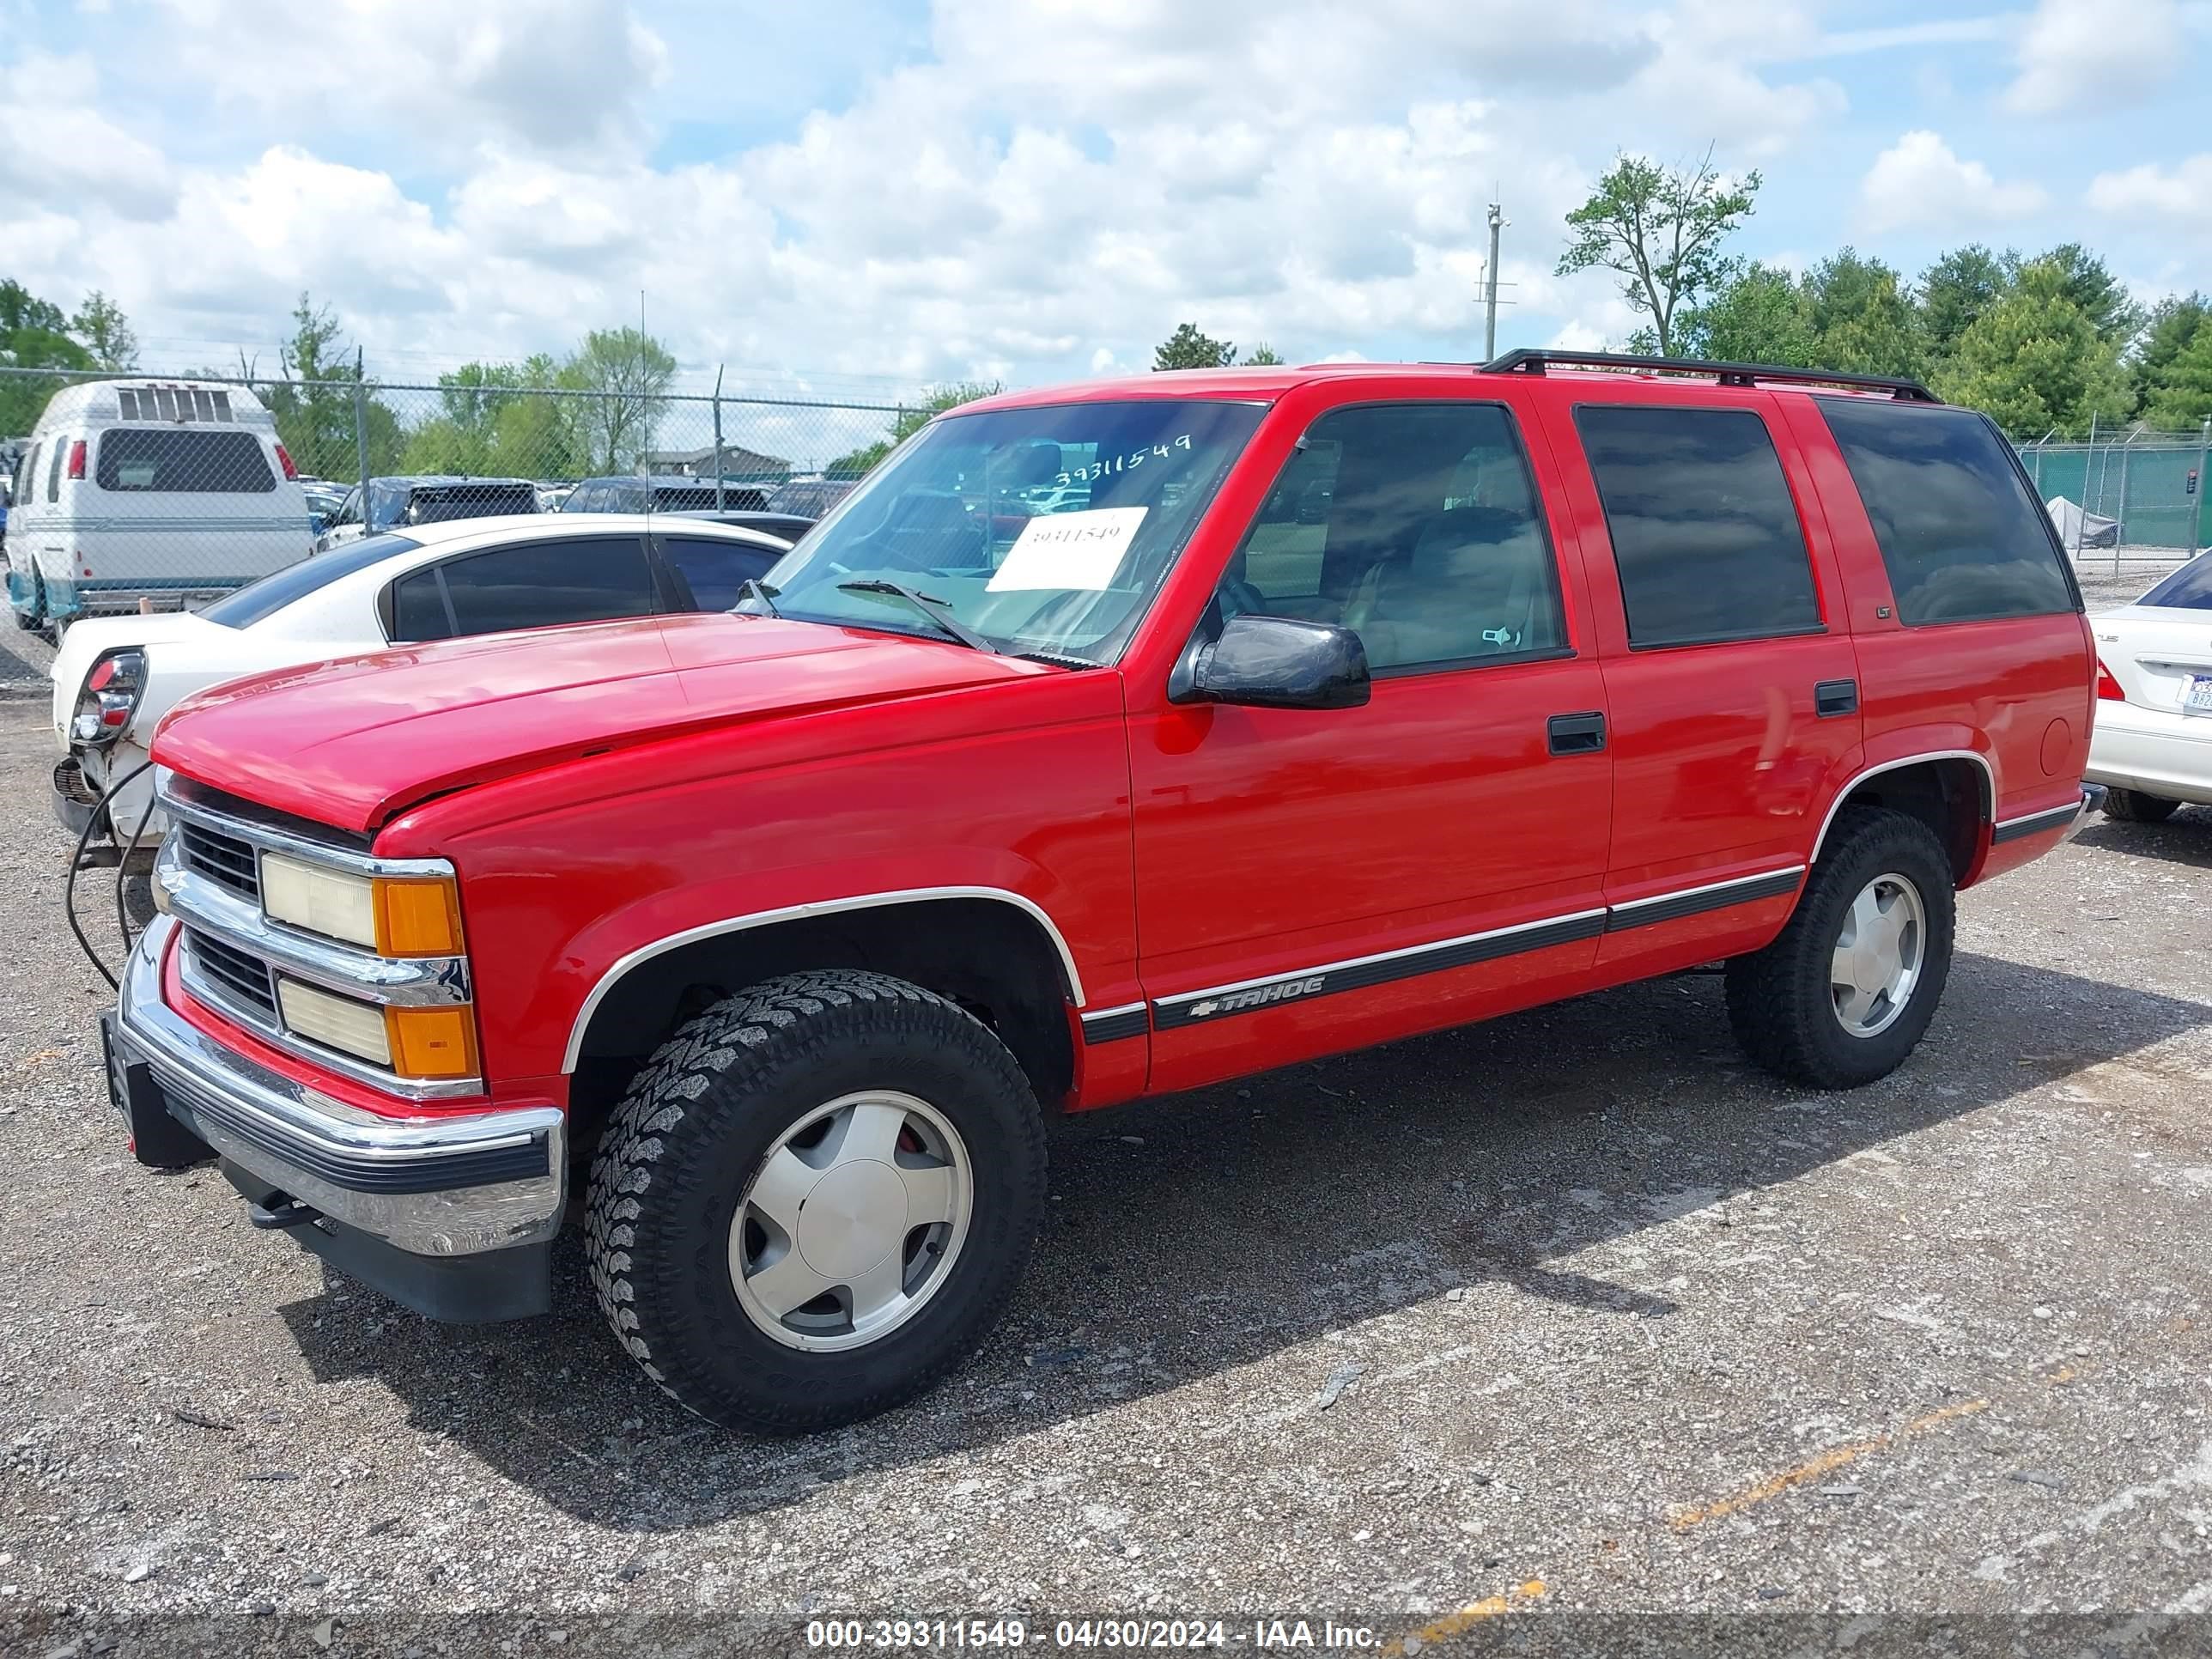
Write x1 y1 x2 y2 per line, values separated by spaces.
1 0 2208 410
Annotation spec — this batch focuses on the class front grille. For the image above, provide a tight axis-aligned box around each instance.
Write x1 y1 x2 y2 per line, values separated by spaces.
188 933 277 1021
178 821 259 900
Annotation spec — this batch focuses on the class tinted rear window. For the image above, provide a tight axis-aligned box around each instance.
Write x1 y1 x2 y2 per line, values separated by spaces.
199 533 421 629
97 428 276 494
2139 553 2212 611
1574 406 1822 648
1819 401 2075 625
435 535 660 635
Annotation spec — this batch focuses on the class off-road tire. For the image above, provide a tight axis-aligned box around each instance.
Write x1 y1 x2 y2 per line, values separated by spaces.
583 969 1046 1435
1725 807 1956 1089
2102 787 2181 824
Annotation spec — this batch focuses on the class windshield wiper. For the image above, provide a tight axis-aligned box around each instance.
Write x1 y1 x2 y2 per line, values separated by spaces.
736 577 781 617
836 579 998 653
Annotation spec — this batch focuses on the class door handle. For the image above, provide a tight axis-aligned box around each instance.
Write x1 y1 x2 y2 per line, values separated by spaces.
1547 711 1607 755
1814 678 1859 718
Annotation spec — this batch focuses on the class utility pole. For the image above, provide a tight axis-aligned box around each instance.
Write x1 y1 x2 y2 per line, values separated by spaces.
1483 199 1507 360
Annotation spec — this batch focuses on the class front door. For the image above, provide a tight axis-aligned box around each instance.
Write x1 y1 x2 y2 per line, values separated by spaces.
1128 396 1614 1092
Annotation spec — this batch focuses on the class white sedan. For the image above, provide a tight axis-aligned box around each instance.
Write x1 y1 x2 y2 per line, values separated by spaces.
2086 550 2212 823
52 513 791 847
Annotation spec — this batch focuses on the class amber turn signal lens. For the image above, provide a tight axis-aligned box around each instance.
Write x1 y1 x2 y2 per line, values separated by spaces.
373 878 465 957
384 1005 480 1080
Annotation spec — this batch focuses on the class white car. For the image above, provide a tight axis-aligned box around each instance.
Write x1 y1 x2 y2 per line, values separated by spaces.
52 513 792 847
2086 550 2212 823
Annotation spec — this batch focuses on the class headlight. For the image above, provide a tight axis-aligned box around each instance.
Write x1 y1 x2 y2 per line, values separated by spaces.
272 981 481 1080
71 648 146 746
260 855 465 957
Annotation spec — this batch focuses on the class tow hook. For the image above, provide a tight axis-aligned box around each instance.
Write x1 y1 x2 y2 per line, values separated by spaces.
246 1194 322 1231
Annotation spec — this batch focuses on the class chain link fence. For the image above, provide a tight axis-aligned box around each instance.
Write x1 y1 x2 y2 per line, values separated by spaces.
2014 423 2212 580
0 365 911 625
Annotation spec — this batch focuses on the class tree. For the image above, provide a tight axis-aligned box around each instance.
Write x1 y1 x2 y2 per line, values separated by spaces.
1802 250 1924 379
264 291 373 478
1 278 95 434
561 326 676 473
1242 343 1285 365
1918 246 2009 367
1680 264 1815 366
69 291 138 370
1153 323 1235 370
828 380 1005 478
2141 321 2212 430
2021 243 2142 345
1555 149 1761 356
437 361 526 433
2133 294 2208 422
1936 258 2130 435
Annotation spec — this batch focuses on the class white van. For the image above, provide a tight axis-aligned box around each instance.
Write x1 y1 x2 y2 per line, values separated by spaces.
5 380 314 629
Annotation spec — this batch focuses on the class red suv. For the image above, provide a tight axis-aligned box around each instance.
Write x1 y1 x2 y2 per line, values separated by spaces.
104 350 2094 1433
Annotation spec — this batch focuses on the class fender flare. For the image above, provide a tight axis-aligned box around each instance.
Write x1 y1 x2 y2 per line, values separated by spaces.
1809 750 1996 864
559 884 1086 1073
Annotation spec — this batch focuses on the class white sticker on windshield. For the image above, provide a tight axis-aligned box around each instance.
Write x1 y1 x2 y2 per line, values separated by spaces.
987 506 1149 592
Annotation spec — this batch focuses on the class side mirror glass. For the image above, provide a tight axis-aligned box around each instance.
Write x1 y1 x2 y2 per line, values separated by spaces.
1177 612 1370 711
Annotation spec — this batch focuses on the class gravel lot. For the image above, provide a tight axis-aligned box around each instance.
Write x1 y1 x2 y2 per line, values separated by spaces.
4 571 2212 1656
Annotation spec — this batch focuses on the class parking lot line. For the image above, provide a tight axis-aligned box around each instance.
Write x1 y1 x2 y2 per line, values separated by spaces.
1387 1578 1548 1654
1668 1397 1990 1531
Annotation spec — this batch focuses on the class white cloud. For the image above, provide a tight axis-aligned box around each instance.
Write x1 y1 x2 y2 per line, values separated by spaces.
2087 155 2212 235
0 52 177 222
2004 0 2179 116
145 0 671 161
1857 131 2048 234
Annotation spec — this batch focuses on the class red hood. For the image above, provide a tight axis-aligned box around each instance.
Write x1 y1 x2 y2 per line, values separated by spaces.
152 613 1048 833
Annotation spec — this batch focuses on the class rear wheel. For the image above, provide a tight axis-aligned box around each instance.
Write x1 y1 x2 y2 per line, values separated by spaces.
2103 787 2181 824
584 969 1046 1434
1725 807 1956 1089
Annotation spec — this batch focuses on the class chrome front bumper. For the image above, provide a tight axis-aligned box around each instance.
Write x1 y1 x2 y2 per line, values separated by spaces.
116 915 564 1258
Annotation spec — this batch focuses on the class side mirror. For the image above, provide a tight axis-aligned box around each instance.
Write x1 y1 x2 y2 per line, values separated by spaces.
1175 613 1371 711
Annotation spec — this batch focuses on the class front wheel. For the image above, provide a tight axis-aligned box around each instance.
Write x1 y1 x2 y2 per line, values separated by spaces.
584 970 1046 1434
1725 807 1957 1089
2103 787 2181 824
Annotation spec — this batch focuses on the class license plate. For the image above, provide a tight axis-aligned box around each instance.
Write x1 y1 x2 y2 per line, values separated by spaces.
2186 676 2212 717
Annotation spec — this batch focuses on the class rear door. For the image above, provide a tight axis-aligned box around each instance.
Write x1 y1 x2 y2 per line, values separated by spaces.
1536 392 1863 967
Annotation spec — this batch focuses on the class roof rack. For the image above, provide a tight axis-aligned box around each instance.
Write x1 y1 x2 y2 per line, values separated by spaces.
1481 348 1938 404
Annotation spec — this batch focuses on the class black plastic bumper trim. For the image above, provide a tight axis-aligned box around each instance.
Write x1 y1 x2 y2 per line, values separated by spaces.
155 1065 550 1195
1991 799 2084 844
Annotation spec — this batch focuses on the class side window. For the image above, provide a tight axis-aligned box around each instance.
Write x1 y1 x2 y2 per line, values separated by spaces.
47 441 65 502
1819 401 2075 625
17 445 37 504
386 568 451 642
438 536 659 635
1574 405 1822 649
1222 403 1567 672
659 536 775 611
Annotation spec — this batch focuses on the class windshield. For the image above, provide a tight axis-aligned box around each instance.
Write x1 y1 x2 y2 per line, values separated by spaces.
198 533 421 628
758 399 1265 664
